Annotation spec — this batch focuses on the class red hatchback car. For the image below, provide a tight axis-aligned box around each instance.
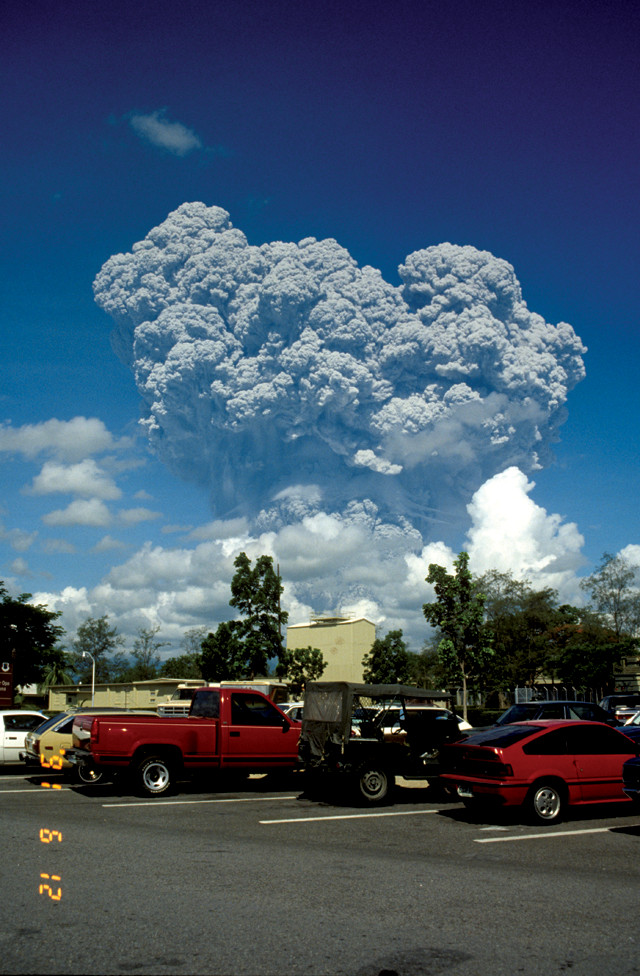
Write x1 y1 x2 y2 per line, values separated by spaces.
439 720 639 824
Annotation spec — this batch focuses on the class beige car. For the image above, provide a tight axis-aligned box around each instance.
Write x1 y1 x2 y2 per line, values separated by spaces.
22 708 153 782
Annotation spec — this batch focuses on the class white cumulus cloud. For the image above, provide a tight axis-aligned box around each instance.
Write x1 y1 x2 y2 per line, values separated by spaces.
0 417 131 462
27 459 122 500
43 498 112 528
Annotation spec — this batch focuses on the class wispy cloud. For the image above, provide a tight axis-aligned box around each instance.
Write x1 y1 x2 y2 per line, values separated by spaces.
128 109 203 157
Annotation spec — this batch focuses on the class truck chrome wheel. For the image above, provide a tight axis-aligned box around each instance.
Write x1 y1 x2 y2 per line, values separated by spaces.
137 756 172 796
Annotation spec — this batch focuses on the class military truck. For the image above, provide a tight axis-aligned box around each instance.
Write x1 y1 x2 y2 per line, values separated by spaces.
298 681 465 804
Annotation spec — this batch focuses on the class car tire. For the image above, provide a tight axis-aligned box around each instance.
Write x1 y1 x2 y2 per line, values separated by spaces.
526 780 565 824
354 765 392 804
135 755 174 797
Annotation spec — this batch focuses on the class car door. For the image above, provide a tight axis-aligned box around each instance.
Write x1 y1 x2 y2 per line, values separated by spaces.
220 692 299 767
564 724 637 802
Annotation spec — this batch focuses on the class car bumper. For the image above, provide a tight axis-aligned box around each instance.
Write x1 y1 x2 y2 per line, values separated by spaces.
20 752 43 766
439 773 529 807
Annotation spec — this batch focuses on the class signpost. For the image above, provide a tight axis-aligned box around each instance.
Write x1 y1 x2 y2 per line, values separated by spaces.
0 656 14 708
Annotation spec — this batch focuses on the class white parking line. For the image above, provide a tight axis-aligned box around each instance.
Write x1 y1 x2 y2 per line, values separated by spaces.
104 794 298 808
475 825 632 843
260 809 441 824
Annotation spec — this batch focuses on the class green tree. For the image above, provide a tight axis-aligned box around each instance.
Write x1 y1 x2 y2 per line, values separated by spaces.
69 615 126 683
159 652 203 679
159 627 205 679
277 646 326 696
200 621 246 681
408 644 449 690
580 552 640 638
546 608 633 694
0 583 65 696
37 653 75 693
119 625 168 681
362 629 412 683
423 552 492 720
228 552 288 677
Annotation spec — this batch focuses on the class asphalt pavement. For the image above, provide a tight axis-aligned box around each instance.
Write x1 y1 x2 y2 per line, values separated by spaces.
0 768 638 976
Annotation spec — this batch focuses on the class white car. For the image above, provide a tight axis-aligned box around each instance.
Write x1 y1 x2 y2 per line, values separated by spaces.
380 705 472 740
278 701 304 722
0 710 47 764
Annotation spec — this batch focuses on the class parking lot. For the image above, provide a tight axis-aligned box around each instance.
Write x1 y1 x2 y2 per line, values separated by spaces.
1 768 639 976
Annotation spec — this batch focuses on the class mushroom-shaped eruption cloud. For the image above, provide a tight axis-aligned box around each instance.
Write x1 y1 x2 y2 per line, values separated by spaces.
94 203 586 535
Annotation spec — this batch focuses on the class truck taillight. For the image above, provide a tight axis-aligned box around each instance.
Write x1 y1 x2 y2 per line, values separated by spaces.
90 719 99 745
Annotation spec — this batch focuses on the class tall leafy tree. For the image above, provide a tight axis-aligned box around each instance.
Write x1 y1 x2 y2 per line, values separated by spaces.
580 552 640 638
160 627 206 679
0 583 65 696
119 625 168 681
200 621 246 681
69 615 126 683
228 552 288 677
423 552 492 719
362 629 412 684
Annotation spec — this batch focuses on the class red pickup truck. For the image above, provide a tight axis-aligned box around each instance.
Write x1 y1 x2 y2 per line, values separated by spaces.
66 686 300 797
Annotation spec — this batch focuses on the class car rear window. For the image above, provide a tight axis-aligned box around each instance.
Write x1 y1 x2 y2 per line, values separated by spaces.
496 704 539 724
460 724 542 747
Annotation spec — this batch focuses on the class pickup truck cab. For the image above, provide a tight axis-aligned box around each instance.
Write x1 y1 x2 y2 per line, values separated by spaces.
67 686 300 796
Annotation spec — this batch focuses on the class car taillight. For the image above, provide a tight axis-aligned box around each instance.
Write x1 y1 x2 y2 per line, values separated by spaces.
494 763 513 777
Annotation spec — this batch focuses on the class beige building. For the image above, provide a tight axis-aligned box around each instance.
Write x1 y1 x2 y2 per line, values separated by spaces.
47 678 204 712
286 616 375 683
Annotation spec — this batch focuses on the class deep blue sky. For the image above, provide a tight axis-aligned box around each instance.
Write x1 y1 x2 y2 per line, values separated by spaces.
0 0 638 650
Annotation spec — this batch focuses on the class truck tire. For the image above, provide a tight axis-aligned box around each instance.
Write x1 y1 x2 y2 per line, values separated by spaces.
354 765 392 804
135 755 174 797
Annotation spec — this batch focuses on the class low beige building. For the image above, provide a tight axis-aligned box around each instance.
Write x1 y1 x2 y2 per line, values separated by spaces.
286 616 375 683
47 678 204 712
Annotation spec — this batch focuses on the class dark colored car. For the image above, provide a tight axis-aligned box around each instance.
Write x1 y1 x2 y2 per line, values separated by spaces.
616 709 640 745
622 756 640 802
439 720 638 824
493 701 612 726
599 694 640 723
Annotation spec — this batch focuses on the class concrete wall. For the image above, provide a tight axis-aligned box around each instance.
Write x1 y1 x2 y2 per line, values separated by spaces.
286 617 375 683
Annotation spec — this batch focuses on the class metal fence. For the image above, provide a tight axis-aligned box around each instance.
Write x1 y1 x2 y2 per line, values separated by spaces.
514 686 602 705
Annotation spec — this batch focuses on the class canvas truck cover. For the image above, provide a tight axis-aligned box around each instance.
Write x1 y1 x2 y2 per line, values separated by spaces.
300 682 453 761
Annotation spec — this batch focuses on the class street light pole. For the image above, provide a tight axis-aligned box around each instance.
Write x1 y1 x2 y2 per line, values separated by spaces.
82 651 95 707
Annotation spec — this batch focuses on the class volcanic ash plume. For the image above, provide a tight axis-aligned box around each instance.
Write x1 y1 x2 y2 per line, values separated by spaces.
94 203 585 534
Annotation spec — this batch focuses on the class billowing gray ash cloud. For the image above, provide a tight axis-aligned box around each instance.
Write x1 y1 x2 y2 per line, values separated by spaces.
94 203 585 537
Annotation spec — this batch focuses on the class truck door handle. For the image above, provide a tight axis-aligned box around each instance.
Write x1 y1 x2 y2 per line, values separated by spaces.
230 731 240 737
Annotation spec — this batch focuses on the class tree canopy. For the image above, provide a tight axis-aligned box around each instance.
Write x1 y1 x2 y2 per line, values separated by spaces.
0 583 65 696
423 552 492 719
200 553 288 680
362 629 412 684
